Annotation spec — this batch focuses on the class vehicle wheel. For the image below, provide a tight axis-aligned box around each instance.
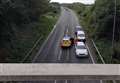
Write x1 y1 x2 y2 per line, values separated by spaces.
83 40 86 43
70 38 74 45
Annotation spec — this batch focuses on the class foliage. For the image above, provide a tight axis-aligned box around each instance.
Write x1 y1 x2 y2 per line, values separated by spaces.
68 0 120 63
0 0 60 62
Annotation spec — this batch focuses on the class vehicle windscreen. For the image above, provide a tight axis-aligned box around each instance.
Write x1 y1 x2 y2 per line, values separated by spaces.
76 28 82 31
77 45 86 49
63 40 69 43
77 34 85 37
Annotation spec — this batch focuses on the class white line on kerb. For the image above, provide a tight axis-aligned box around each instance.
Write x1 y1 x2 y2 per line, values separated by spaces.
92 39 116 83
32 24 57 62
32 7 63 62
86 44 103 83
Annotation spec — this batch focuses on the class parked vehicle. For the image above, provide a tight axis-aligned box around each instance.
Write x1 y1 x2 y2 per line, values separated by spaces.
75 26 82 36
76 31 86 42
75 42 88 57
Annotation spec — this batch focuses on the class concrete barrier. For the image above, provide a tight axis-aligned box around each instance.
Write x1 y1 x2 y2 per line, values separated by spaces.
0 64 120 81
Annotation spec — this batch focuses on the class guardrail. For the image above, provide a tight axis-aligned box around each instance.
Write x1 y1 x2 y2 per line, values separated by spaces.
0 64 120 81
21 36 43 62
91 39 105 64
92 39 117 83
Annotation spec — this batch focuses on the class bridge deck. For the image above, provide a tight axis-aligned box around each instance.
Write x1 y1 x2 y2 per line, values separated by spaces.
0 64 120 81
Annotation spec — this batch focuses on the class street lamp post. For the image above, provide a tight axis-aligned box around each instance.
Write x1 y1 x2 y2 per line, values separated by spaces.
112 0 116 48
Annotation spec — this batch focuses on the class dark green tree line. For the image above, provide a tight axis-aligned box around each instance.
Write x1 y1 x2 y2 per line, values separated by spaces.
83 0 120 41
68 0 120 63
0 0 58 62
0 0 50 45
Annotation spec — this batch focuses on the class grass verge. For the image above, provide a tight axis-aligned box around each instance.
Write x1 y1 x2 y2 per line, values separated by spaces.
22 13 59 63
4 12 59 63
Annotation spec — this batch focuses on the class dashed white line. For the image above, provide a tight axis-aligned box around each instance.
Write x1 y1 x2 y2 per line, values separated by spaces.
65 80 68 83
100 80 103 83
58 49 62 60
66 49 70 61
54 80 57 83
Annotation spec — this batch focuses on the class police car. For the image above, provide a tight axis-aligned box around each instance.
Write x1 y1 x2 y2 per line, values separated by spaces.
60 35 73 48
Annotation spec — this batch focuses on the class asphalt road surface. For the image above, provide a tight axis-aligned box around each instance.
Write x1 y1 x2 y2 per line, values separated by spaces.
33 7 94 63
29 7 100 83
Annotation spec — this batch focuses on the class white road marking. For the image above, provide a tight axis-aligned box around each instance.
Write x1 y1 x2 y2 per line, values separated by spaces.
66 49 70 61
66 28 69 34
54 80 57 83
86 44 103 83
32 25 57 62
113 80 117 83
58 49 62 60
100 80 103 83
32 12 63 62
92 40 116 83
34 24 55 61
92 39 116 83
32 7 64 63
65 80 68 83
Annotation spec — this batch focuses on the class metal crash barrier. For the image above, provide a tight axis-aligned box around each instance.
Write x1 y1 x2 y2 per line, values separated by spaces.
0 64 120 81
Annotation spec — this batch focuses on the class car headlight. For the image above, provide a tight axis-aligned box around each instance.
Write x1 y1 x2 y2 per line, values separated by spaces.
85 52 88 55
76 52 79 55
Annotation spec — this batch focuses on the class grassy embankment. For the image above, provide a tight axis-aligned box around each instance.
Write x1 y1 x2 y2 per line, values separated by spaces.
69 4 120 82
0 1 61 63
5 12 59 63
22 12 59 62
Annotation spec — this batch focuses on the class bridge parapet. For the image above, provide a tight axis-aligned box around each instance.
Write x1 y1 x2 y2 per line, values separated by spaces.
0 64 120 81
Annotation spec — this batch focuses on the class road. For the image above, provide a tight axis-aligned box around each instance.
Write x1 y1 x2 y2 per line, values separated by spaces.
33 7 93 63
30 7 100 83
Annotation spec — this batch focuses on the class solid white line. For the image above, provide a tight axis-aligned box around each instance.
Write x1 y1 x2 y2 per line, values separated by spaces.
92 40 117 83
92 40 116 83
32 7 63 63
87 41 105 83
86 44 103 83
86 45 95 64
92 40 105 64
